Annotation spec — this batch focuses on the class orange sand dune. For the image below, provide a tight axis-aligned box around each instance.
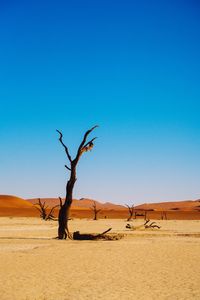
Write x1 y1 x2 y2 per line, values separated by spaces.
1 195 200 219
0 195 36 217
0 195 33 208
27 197 126 210
135 199 200 211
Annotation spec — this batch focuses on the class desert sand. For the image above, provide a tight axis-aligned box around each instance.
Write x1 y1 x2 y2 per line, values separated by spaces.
0 217 200 300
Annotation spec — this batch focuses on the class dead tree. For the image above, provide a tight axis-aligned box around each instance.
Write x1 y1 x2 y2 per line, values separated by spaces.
34 198 47 220
56 126 98 239
73 228 112 240
34 198 58 220
144 219 161 229
126 204 135 221
91 201 101 220
126 219 161 230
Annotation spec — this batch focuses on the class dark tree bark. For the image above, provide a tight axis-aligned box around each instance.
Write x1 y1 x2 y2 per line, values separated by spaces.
90 201 101 220
126 204 135 221
73 228 112 240
56 126 98 239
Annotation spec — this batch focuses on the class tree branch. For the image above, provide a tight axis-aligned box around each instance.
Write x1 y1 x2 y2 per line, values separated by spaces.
56 130 72 162
83 137 97 149
46 205 59 220
65 165 71 171
75 125 98 160
59 197 63 208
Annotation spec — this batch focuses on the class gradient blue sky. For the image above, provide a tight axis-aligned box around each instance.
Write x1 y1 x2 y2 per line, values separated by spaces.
0 0 200 204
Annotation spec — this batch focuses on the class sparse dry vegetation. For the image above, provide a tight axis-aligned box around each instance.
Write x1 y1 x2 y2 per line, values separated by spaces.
34 198 58 221
90 201 102 220
126 204 135 221
126 219 161 230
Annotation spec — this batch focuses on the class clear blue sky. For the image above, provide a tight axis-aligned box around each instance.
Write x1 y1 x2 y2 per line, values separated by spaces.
0 0 200 204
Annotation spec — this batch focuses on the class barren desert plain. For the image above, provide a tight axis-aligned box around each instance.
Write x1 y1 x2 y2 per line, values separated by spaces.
0 195 200 300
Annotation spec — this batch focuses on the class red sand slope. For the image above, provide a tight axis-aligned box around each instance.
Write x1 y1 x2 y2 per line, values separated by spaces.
0 195 33 208
0 195 200 219
135 200 200 211
0 195 36 217
27 198 126 210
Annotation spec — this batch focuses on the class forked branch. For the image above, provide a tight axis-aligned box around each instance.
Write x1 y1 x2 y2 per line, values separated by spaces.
75 125 98 161
126 204 135 221
47 205 59 220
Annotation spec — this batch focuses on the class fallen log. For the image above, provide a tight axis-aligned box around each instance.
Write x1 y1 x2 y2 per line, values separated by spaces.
73 228 124 241
126 219 161 230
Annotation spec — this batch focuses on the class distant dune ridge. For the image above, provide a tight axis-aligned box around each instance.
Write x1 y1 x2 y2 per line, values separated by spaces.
0 195 127 218
136 199 200 211
0 195 32 208
0 194 200 219
27 197 126 210
0 195 36 217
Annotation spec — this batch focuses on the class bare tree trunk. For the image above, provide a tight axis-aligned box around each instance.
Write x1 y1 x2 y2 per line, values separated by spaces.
56 126 98 239
90 201 101 220
126 204 134 221
58 205 67 239
58 174 75 239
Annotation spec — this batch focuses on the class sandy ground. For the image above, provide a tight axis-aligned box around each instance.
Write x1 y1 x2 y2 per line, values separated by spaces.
0 218 200 300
